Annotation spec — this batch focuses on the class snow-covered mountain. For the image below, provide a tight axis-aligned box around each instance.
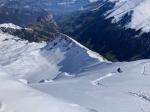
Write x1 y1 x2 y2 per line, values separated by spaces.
0 23 105 83
1 1 150 111
0 23 106 112
78 0 150 33
105 0 150 32
83 0 150 32
1 23 150 112
1 0 150 32
58 0 150 61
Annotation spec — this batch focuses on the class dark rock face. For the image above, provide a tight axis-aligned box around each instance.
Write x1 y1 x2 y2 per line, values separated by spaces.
56 1 150 61
0 13 59 42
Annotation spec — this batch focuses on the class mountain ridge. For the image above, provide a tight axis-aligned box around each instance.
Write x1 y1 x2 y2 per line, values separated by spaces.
57 0 150 61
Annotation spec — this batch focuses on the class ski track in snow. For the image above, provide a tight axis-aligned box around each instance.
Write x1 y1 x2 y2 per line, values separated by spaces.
91 73 114 86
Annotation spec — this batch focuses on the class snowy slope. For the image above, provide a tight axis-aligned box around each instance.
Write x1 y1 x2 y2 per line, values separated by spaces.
106 0 150 32
0 68 94 112
0 24 105 83
0 23 22 29
1 23 150 112
0 24 107 112
32 59 150 112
